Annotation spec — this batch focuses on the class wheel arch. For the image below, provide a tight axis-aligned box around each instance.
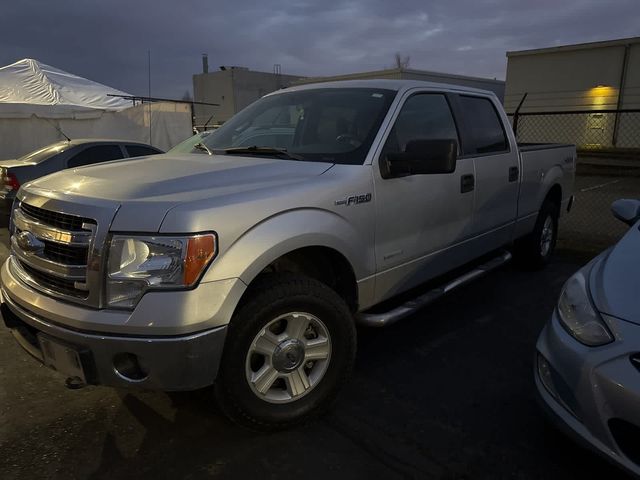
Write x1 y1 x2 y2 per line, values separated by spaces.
202 208 371 315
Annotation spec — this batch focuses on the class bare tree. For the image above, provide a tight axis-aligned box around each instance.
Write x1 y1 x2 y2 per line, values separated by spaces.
181 90 193 102
394 53 411 70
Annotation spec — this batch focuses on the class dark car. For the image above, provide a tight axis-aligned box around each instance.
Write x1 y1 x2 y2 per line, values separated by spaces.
0 139 162 222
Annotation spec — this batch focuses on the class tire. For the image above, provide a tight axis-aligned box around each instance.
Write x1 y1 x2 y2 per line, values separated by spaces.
214 273 357 431
514 199 559 270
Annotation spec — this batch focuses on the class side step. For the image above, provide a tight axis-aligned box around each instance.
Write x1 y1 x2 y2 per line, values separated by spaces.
357 251 512 328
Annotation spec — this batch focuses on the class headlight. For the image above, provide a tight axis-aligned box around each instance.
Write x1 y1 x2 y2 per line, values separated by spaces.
557 271 613 346
106 233 216 308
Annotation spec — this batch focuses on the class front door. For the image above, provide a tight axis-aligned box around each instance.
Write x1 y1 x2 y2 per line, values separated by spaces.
373 92 476 301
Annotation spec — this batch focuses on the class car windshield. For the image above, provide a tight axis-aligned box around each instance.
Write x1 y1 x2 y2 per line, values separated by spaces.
167 131 213 154
18 142 70 163
201 88 397 165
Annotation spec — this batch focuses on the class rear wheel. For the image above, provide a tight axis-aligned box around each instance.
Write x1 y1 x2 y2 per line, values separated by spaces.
514 199 559 269
215 274 356 431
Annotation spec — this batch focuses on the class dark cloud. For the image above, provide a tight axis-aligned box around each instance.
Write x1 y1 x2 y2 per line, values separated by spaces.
0 0 637 97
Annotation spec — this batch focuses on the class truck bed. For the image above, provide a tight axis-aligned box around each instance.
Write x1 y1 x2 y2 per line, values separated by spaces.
517 143 576 224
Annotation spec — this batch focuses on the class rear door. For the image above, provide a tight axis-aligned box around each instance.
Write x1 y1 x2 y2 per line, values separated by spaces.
453 94 519 249
373 91 476 301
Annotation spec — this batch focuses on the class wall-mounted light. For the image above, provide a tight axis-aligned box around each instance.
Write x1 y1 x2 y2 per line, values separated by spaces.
588 84 616 107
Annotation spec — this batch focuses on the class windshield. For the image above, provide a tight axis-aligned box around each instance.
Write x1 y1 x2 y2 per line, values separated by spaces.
202 88 396 165
167 131 213 154
18 142 70 163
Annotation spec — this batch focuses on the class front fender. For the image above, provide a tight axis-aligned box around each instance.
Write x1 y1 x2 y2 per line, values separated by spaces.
201 208 375 286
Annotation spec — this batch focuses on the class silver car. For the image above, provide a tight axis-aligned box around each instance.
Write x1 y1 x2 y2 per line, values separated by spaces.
0 139 162 223
536 198 640 476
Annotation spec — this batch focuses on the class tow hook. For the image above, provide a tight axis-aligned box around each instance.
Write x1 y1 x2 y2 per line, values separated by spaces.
65 376 86 390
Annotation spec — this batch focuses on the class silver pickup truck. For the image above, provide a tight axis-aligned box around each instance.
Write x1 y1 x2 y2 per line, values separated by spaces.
1 80 575 429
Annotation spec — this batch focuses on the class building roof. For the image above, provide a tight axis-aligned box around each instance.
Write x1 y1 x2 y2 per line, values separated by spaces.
507 36 640 57
297 67 504 86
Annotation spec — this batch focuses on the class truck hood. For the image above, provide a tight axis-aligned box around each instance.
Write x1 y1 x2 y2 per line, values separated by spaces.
590 222 640 325
24 153 333 231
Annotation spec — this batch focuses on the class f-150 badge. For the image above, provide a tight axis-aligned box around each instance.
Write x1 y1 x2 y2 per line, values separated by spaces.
335 193 372 206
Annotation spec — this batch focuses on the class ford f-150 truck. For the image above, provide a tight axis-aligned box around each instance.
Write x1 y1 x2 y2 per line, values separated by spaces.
1 80 575 430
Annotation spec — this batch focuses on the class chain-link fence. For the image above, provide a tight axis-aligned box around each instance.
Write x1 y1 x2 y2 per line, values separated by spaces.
513 109 640 151
510 109 640 253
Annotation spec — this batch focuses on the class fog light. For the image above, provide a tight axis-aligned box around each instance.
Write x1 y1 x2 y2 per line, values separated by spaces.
537 353 556 398
113 352 148 382
537 352 580 419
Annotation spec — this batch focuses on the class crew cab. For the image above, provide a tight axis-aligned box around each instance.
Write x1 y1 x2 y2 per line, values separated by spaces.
0 80 575 430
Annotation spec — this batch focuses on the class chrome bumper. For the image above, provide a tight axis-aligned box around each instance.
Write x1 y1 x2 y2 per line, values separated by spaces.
0 252 239 391
1 290 227 390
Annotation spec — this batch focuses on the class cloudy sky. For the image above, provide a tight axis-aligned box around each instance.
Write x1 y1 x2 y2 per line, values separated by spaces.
1 0 638 98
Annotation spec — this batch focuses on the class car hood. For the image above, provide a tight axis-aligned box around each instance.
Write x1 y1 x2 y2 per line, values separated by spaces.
23 153 333 231
590 222 640 325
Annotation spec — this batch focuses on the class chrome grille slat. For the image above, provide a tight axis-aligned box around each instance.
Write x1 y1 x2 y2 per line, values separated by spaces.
20 202 91 231
11 236 87 280
13 209 92 246
15 260 88 299
11 202 95 300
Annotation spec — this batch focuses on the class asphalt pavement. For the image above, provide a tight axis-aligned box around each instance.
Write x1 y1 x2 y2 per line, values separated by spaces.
0 234 632 479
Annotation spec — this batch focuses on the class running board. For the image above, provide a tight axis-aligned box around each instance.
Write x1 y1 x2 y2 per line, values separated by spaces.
357 251 512 328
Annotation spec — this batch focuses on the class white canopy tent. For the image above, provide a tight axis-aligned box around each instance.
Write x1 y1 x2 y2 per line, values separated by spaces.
0 59 192 158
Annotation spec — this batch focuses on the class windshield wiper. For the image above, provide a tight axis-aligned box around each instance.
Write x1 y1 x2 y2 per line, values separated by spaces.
194 142 213 155
222 146 303 161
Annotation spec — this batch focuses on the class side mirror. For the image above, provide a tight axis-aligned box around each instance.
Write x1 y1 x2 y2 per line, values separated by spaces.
611 199 640 226
383 139 457 179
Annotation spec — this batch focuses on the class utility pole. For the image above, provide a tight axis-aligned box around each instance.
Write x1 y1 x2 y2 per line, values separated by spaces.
148 49 152 145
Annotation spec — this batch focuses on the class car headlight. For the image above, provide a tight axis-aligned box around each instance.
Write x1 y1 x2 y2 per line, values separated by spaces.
557 271 613 346
106 233 216 308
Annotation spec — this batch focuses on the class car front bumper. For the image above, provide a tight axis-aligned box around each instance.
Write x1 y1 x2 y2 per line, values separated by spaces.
536 311 640 477
0 256 246 391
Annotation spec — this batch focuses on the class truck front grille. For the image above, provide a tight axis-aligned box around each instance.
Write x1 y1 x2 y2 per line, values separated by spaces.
10 202 95 301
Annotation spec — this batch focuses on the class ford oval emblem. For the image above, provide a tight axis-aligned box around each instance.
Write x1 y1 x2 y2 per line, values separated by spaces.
15 231 45 253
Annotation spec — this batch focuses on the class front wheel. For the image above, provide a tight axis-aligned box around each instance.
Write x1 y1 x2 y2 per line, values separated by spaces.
214 274 357 431
514 199 559 269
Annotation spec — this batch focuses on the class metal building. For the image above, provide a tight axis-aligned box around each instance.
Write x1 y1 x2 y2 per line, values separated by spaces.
193 63 505 128
504 37 640 150
192 65 305 127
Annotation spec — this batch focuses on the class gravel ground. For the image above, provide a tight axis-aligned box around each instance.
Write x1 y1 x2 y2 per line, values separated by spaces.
0 226 633 479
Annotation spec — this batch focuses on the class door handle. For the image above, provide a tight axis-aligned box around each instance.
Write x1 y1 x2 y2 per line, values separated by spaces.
509 166 519 182
461 174 475 193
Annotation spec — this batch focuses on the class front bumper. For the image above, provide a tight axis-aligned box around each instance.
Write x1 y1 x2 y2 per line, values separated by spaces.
0 255 246 391
536 311 640 477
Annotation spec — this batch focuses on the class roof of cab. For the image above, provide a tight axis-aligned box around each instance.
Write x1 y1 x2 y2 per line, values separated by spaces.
274 78 496 97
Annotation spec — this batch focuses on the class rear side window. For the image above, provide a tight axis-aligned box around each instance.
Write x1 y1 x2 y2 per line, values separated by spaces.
458 96 508 155
126 145 160 157
67 145 124 168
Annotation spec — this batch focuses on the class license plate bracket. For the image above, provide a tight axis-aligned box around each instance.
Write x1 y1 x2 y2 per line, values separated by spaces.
38 334 86 383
